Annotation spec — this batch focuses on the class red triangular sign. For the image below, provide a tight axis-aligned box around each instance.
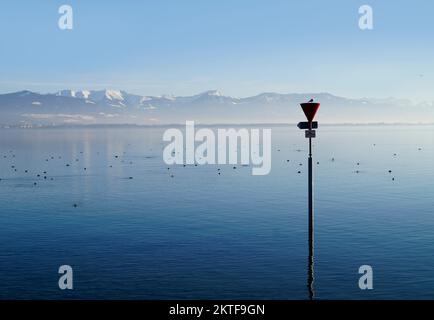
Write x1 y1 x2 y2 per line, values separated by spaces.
300 102 320 122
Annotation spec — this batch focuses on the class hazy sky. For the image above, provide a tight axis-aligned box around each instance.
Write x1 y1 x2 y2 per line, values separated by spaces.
0 0 433 101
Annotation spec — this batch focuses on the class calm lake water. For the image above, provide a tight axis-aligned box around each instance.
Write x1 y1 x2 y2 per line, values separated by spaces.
0 125 433 300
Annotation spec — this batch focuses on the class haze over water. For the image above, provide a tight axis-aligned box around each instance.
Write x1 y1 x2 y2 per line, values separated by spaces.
0 125 433 299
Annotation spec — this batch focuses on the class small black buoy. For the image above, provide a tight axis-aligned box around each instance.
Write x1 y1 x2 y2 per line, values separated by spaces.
73 203 78 208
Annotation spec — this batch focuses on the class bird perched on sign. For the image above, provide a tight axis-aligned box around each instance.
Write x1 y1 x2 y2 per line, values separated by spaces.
308 99 314 103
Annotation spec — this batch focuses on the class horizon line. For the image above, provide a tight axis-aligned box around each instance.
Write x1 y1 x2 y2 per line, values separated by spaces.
2 122 434 129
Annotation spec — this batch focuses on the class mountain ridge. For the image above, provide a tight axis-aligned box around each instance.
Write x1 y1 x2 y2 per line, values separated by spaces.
0 89 433 126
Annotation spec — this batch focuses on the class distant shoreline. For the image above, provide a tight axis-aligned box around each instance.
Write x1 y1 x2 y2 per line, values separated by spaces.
1 122 434 129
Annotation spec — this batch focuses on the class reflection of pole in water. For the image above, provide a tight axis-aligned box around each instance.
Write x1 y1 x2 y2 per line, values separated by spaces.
307 232 314 300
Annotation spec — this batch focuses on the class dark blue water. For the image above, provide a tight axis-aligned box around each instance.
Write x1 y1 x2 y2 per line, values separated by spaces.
0 125 433 299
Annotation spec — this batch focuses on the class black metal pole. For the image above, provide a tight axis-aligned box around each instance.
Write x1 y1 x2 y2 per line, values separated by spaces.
308 136 313 216
307 125 315 300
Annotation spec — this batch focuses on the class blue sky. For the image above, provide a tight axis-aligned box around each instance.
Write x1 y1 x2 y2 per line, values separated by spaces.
0 0 433 101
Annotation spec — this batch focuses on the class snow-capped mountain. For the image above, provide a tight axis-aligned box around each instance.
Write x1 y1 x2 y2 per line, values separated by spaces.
56 90 91 100
56 89 132 107
0 89 433 126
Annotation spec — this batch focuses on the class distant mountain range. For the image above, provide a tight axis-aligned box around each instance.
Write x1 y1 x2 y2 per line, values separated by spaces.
0 89 433 127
